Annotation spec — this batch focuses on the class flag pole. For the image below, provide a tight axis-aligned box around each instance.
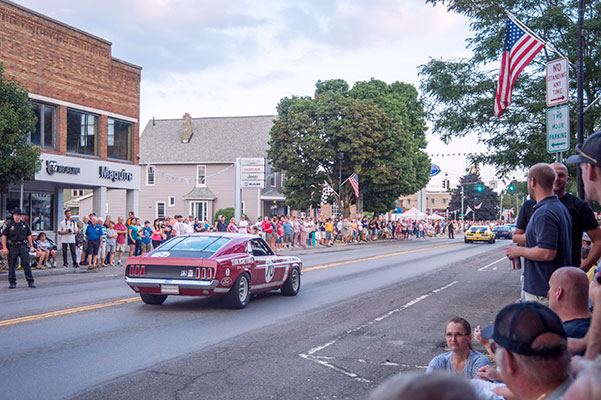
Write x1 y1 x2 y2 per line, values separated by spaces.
505 10 571 63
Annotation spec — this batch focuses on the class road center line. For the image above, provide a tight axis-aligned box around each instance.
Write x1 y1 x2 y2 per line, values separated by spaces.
303 242 461 272
478 257 507 271
0 297 141 328
0 242 462 328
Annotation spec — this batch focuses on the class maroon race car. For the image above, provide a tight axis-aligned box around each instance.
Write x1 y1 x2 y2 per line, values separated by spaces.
124 233 302 309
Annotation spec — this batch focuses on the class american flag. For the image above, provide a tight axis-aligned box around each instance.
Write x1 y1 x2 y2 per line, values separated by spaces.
348 173 359 198
321 182 337 205
475 202 482 210
494 16 545 117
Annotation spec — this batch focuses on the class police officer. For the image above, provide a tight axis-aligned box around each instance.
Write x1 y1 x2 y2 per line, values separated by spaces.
1 208 36 289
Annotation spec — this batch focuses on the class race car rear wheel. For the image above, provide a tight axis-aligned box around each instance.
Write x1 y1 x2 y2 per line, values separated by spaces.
281 266 301 296
225 273 250 309
140 293 168 305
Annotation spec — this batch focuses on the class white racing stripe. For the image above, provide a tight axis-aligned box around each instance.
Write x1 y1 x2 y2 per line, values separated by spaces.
478 257 507 271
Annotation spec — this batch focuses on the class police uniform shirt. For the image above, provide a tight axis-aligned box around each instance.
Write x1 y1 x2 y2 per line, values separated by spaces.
2 219 32 245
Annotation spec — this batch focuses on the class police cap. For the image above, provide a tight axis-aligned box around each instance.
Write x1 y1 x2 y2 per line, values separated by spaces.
11 208 22 215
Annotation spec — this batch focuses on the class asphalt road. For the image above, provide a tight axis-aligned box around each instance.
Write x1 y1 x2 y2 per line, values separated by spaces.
0 237 520 400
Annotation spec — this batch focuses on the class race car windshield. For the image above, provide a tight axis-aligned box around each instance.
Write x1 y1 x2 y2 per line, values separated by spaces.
154 236 231 258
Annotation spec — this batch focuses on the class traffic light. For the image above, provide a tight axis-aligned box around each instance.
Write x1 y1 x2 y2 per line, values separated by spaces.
508 184 515 191
476 185 484 192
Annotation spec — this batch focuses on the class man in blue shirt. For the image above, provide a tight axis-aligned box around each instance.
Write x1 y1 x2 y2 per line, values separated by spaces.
85 216 103 270
282 218 293 248
507 163 572 305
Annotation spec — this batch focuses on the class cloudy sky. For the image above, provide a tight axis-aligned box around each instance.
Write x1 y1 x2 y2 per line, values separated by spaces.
14 0 508 188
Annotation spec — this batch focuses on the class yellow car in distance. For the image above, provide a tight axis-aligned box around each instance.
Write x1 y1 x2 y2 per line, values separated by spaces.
464 225 496 244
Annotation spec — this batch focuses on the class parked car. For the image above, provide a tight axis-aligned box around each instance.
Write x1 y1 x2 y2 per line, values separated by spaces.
492 225 513 240
464 226 496 244
124 233 302 309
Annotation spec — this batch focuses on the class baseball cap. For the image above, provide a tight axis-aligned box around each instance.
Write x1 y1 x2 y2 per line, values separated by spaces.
11 208 22 215
489 302 566 356
566 131 601 168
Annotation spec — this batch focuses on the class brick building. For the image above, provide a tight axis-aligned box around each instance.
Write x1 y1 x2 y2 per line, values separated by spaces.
0 0 141 237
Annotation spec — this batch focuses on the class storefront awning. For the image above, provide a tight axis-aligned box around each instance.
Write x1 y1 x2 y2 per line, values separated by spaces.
182 187 216 200
261 189 286 201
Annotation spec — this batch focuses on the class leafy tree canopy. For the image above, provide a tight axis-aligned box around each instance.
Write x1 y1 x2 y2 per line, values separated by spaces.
447 172 500 221
268 79 431 216
0 62 40 193
419 0 601 176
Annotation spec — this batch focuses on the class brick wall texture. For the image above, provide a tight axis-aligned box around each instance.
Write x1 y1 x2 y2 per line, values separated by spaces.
0 0 141 162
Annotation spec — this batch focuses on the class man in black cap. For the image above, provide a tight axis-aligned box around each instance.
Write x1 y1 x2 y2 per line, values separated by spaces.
566 130 601 359
487 302 571 400
1 208 36 288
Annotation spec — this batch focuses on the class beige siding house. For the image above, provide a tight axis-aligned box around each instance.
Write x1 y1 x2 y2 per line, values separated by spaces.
139 114 285 223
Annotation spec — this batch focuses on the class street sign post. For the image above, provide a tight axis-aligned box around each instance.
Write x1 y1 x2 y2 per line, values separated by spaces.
546 105 570 153
546 57 569 107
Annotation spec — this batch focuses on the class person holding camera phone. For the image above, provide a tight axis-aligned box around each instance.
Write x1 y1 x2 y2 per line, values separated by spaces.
58 209 78 268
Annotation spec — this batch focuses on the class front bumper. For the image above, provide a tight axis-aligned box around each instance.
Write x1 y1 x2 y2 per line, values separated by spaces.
465 236 493 241
125 277 219 290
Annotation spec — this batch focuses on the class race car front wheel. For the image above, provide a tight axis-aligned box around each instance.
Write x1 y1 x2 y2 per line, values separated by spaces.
281 267 301 296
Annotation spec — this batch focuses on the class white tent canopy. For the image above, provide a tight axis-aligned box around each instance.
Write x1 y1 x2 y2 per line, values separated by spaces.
398 207 427 219
428 214 445 220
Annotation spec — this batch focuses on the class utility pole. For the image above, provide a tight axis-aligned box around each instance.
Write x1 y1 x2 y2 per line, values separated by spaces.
576 0 585 199
337 152 344 219
461 186 464 224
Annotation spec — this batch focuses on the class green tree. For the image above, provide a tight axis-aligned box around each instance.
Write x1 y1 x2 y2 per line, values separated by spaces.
447 173 499 220
419 1 601 176
0 62 40 193
268 79 430 217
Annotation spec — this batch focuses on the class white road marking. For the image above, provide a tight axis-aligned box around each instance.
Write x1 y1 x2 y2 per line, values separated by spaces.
478 257 506 271
298 281 459 384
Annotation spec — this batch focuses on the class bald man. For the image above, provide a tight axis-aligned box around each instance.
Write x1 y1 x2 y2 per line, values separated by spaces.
552 162 601 271
566 131 601 359
507 163 572 305
548 267 591 344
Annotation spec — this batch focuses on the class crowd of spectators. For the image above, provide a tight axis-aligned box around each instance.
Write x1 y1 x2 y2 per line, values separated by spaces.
369 134 601 399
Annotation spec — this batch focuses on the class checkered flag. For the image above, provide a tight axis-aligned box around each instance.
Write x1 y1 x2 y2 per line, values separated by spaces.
321 182 337 205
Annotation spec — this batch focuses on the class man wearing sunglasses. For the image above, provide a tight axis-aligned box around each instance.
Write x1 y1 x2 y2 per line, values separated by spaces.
567 131 601 360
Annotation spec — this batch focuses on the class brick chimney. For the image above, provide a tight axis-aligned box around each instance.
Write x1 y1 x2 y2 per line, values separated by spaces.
182 113 193 143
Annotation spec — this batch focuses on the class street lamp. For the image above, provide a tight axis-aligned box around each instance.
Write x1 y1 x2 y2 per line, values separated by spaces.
337 152 345 219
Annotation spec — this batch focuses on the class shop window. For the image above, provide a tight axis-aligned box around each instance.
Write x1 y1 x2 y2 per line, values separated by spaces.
146 166 155 186
196 165 206 187
71 189 85 197
108 118 133 161
66 109 98 156
432 198 435 205
156 202 166 220
6 192 54 231
168 196 175 207
270 173 276 187
190 201 208 221
241 201 246 215
31 102 57 149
